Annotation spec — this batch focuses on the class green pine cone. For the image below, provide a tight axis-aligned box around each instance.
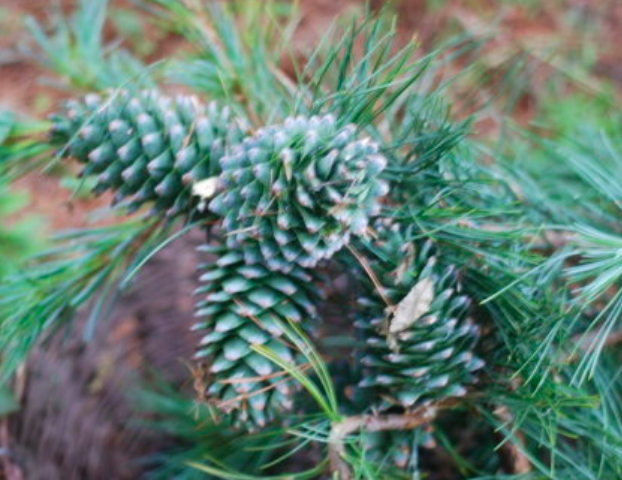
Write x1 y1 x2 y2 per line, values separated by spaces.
356 229 483 411
193 244 319 428
49 90 245 216
209 115 389 272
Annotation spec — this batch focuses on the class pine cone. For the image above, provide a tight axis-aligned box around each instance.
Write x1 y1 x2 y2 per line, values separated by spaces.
209 115 389 272
356 229 483 411
193 244 319 428
49 90 245 216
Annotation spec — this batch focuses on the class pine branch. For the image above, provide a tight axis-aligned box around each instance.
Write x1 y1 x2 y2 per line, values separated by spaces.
0 216 179 380
328 399 457 480
23 0 151 91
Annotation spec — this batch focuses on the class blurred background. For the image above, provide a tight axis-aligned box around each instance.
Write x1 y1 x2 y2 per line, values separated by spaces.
0 0 620 478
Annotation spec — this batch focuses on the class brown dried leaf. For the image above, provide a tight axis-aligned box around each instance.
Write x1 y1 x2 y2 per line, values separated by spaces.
389 277 435 334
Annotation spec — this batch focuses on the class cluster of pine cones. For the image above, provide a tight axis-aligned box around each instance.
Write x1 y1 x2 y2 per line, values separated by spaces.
50 90 483 434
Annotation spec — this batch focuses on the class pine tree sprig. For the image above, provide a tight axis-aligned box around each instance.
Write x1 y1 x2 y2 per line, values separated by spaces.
23 0 151 91
0 216 175 380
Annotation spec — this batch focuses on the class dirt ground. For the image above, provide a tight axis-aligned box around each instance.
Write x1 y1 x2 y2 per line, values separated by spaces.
0 0 620 478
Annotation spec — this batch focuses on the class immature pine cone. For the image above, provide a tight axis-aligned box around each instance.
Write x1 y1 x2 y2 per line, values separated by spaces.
50 89 245 216
356 228 483 411
209 115 389 272
194 244 319 428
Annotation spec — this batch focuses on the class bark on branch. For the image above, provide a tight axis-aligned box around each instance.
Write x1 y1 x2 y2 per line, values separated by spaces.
328 399 457 479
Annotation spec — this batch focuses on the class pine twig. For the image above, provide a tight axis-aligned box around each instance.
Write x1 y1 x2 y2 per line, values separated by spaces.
328 399 457 479
346 244 393 309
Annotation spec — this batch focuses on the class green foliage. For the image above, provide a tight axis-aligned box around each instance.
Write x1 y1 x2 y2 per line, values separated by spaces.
0 111 14 144
23 0 150 90
135 381 273 480
144 0 297 121
2 0 622 479
539 89 621 138
0 113 44 280
298 14 428 129
0 111 52 178
0 184 42 279
0 217 181 379
109 7 160 58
